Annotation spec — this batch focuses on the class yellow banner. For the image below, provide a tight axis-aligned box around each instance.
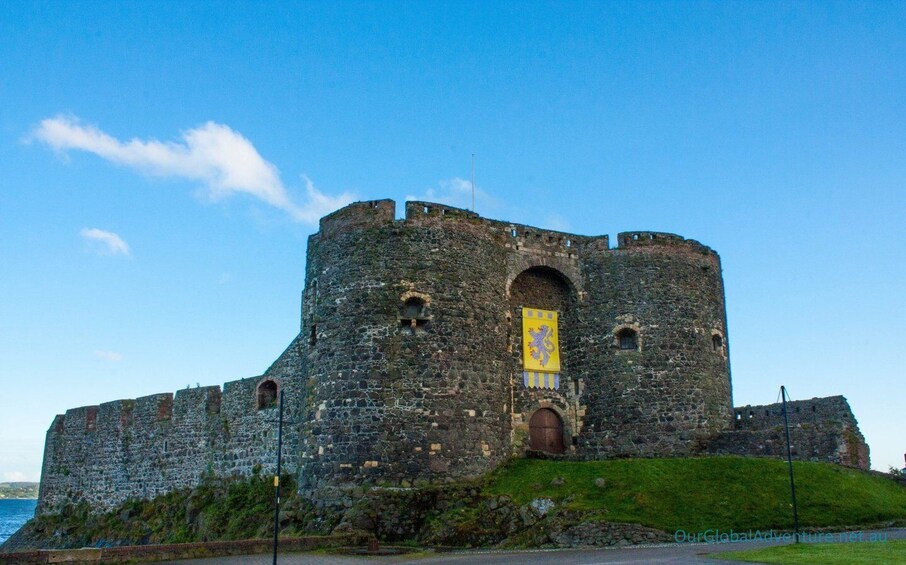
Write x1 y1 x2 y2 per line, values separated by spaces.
522 308 560 373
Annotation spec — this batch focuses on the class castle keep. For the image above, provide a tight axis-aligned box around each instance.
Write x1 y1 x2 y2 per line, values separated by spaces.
36 199 869 513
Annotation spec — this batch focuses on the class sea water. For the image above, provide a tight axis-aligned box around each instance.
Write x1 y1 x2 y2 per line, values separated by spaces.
0 499 37 545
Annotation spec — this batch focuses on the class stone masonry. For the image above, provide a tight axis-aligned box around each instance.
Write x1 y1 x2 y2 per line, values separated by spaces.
36 199 870 514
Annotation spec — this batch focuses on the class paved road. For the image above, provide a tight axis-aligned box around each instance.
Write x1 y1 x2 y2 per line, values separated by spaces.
160 527 906 565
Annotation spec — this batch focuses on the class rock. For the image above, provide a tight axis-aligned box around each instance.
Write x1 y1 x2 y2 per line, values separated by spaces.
278 510 296 523
519 505 538 526
530 497 556 516
550 477 565 486
332 521 361 534
594 477 607 488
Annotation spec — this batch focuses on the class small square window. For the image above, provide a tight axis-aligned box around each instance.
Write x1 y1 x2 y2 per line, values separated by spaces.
617 328 638 351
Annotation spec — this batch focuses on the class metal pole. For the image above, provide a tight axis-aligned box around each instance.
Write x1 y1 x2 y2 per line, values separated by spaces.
781 386 800 543
272 389 284 564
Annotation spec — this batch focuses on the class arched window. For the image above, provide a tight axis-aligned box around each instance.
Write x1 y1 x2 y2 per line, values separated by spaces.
712 334 723 351
617 328 638 351
256 380 278 410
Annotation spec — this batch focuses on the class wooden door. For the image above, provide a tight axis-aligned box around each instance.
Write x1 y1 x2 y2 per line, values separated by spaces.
529 408 564 453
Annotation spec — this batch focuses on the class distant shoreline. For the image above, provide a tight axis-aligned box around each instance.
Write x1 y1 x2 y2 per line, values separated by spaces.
0 483 40 501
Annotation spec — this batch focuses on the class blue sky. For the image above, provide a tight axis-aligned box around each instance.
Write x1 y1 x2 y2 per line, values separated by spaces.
1 2 903 480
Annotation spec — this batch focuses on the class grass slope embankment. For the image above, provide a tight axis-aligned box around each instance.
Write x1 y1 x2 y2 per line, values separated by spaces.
5 457 905 552
484 457 906 533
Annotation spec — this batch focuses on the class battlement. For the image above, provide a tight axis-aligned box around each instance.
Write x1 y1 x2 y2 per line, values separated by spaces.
45 379 283 435
617 231 716 256
733 395 858 430
318 199 395 236
48 388 226 434
503 223 602 254
706 395 869 469
404 200 481 221
314 200 720 262
60 405 99 434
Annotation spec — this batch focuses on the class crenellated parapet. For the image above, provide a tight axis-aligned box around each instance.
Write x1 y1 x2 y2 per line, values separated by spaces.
318 199 395 237
706 395 870 469
732 396 859 430
617 230 715 253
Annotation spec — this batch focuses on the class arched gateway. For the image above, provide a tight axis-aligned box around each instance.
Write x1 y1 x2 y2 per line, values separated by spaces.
528 408 565 453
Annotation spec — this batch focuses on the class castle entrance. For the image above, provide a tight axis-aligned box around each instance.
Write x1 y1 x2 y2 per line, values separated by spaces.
529 408 564 453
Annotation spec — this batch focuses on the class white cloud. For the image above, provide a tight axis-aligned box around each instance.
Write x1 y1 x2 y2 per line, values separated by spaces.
32 115 354 224
405 177 498 212
93 350 123 362
80 228 130 255
2 471 27 482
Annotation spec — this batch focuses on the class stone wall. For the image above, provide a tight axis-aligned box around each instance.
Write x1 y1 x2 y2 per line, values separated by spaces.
707 396 870 469
36 337 306 514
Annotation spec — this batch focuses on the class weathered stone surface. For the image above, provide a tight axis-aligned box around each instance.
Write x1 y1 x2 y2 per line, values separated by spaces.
35 198 869 516
552 520 673 547
301 200 737 496
36 336 307 514
706 396 870 468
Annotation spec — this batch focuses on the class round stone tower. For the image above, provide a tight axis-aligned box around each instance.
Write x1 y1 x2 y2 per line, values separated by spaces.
300 200 514 491
574 232 733 456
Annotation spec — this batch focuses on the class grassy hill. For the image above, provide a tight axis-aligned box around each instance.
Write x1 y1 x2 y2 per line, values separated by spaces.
485 457 906 533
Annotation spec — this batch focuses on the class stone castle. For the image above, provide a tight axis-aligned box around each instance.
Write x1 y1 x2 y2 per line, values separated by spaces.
36 199 869 514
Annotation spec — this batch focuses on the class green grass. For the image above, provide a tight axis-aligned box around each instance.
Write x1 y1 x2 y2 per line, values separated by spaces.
717 538 906 564
484 457 906 533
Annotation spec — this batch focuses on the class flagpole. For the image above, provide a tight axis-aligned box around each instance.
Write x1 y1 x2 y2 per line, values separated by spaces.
471 154 475 212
